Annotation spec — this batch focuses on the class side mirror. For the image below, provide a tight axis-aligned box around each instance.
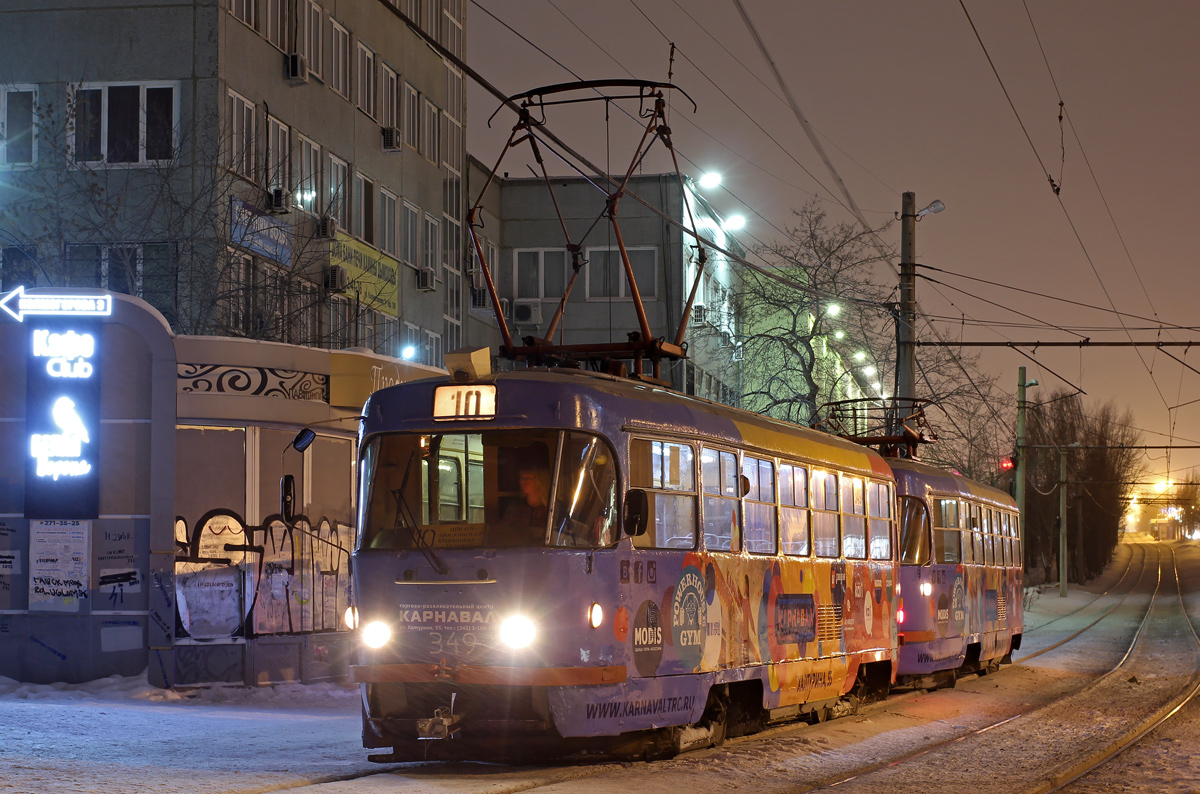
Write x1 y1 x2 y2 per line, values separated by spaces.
281 474 297 522
623 489 650 537
291 427 317 453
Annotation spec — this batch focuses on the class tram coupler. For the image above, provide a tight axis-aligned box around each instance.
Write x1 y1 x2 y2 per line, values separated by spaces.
416 693 461 740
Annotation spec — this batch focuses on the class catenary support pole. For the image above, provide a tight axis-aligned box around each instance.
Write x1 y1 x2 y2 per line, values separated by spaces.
1015 366 1029 549
1059 448 1069 597
896 192 917 434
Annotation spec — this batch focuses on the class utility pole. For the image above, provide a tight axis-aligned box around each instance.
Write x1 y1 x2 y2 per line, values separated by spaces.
897 192 918 425
1059 447 1069 597
1015 368 1036 563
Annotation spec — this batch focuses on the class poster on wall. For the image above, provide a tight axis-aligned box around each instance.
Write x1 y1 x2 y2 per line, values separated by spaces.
28 519 91 612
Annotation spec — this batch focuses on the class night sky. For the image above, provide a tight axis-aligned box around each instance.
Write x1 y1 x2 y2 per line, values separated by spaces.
465 1 1200 485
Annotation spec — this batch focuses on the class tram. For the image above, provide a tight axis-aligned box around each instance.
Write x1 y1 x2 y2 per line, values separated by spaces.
347 366 901 760
891 457 1023 688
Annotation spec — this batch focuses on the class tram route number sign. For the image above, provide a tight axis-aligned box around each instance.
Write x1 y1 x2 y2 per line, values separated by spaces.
433 385 496 420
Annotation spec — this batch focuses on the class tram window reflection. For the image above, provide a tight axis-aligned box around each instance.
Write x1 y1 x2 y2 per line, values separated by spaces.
743 456 777 554
811 470 839 558
779 463 810 556
867 481 892 560
630 438 697 549
841 476 867 559
898 496 930 565
701 448 740 552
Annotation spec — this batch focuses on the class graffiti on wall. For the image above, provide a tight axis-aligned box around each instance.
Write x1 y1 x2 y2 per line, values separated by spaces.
173 509 351 640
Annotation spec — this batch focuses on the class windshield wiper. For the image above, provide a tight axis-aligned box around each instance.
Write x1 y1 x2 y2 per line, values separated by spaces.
392 451 449 575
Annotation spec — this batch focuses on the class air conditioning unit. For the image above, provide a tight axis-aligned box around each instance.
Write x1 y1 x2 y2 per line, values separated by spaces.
381 126 402 152
286 53 310 85
324 264 348 293
416 266 437 292
499 297 511 320
266 186 290 214
691 304 707 324
315 216 338 239
513 299 543 326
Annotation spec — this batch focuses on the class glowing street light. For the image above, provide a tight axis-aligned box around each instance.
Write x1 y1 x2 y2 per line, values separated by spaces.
826 303 841 317
401 345 417 361
698 172 722 189
853 351 867 362
722 214 746 231
863 365 877 377
834 330 845 340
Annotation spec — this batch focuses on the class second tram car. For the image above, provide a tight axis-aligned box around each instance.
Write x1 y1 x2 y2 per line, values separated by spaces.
349 368 901 759
891 458 1023 688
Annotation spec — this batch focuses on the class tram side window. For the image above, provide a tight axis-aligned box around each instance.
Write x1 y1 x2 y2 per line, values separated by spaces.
1011 514 1023 567
841 476 867 559
994 510 1008 566
811 470 839 558
898 496 931 565
467 461 484 523
867 481 892 560
438 457 461 521
983 508 996 566
779 463 810 556
702 448 740 552
630 438 697 549
743 456 777 554
932 497 961 564
971 504 984 562
551 433 620 548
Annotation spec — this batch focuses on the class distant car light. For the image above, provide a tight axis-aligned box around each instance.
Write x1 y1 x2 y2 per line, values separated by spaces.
499 615 537 649
362 620 392 649
920 582 933 597
344 606 360 630
588 603 604 629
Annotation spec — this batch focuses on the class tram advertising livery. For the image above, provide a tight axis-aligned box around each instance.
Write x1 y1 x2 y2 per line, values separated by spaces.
350 369 901 759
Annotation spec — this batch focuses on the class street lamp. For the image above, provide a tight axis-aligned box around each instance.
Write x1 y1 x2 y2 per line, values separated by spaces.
698 172 722 189
722 214 746 231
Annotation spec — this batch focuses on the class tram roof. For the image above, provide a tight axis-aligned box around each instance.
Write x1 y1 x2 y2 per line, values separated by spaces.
886 456 1017 509
366 368 894 480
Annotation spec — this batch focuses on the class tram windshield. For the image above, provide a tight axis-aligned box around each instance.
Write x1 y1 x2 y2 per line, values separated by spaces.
898 496 931 565
359 430 619 550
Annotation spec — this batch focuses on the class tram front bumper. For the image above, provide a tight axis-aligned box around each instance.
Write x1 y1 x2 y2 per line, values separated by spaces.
351 663 627 686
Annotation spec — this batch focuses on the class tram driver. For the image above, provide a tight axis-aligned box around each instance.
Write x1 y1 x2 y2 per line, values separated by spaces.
494 452 552 545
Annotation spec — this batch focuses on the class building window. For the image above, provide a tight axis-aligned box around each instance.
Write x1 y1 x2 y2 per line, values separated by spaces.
226 90 255 178
403 322 421 359
403 82 419 149
221 250 252 334
1 246 38 291
299 0 323 79
71 83 177 165
1 86 36 166
296 135 319 212
229 0 255 28
352 172 375 243
421 99 439 162
329 20 350 98
291 278 320 345
513 249 567 300
326 295 350 348
401 201 419 267
422 215 439 273
380 64 399 128
379 189 398 256
424 329 442 368
266 115 289 192
265 0 289 49
356 42 376 118
328 154 348 229
585 246 656 300
66 243 174 308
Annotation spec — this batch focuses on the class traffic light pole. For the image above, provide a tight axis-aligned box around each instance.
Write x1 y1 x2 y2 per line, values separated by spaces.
1015 366 1030 552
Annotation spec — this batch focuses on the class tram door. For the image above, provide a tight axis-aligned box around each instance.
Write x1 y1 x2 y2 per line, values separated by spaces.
627 438 703 677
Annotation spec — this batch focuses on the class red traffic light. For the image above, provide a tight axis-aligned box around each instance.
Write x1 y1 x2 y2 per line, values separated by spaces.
999 457 1014 471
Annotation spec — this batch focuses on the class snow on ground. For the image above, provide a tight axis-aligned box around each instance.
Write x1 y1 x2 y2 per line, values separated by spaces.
1 539 1195 794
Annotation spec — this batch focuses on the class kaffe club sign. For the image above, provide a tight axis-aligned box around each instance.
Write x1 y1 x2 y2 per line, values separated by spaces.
25 320 102 519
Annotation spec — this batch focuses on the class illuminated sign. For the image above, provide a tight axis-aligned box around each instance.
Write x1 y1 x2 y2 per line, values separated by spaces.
0 285 113 322
433 385 496 420
25 320 101 519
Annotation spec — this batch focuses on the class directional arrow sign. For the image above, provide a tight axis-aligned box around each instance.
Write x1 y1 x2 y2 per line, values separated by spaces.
0 286 113 322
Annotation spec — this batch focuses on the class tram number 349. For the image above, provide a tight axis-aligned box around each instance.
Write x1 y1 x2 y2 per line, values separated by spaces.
433 385 497 420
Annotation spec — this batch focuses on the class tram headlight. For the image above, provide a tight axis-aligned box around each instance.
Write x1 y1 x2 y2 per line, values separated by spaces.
499 614 537 649
344 606 360 630
362 620 392 649
920 582 933 597
588 603 604 629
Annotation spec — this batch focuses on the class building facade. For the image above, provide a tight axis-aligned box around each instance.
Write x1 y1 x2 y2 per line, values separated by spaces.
0 0 470 369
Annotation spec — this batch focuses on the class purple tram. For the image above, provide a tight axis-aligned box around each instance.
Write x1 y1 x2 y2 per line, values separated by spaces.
890 457 1023 688
347 368 902 760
